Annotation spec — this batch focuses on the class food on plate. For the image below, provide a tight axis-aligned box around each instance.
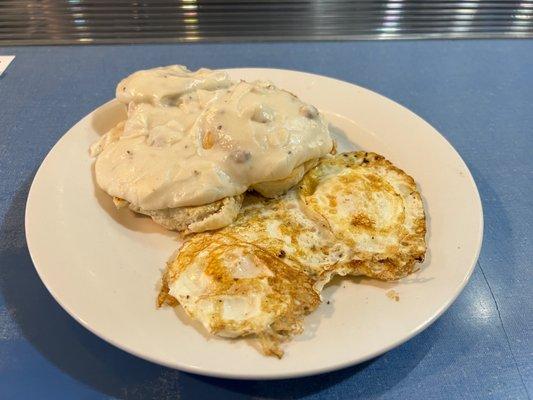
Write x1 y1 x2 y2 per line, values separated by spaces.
159 151 427 357
90 65 333 232
87 63 427 357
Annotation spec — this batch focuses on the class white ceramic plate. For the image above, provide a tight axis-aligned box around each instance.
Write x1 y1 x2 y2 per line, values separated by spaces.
26 68 483 379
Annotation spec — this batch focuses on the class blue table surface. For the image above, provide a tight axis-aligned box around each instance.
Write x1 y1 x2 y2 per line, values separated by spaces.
0 40 532 399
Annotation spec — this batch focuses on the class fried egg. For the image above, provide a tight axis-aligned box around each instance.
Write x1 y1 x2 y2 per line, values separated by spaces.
159 234 320 358
160 151 426 356
222 191 354 290
299 152 426 280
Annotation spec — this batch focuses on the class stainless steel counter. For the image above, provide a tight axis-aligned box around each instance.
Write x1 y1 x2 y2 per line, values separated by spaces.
1 0 532 45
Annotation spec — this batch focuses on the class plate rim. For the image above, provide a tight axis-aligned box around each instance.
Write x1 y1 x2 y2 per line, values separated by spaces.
25 67 484 380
